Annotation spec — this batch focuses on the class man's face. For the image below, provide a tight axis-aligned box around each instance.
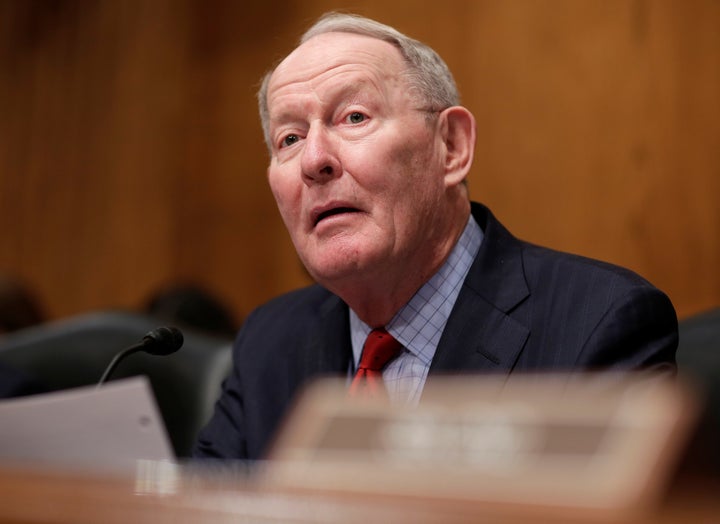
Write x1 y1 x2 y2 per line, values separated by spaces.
265 32 448 290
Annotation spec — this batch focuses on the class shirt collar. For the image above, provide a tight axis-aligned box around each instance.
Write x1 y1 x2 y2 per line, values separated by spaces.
350 214 483 366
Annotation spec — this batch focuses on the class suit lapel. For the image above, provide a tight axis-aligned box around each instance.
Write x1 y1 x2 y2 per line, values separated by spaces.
430 203 531 375
294 291 351 384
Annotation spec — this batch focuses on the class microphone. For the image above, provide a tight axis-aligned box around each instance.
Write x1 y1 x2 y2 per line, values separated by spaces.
96 326 184 387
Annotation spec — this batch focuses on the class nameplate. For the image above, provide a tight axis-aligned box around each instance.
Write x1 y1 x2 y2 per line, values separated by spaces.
265 373 695 514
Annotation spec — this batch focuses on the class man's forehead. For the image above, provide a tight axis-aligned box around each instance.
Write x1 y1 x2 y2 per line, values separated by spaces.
269 32 405 93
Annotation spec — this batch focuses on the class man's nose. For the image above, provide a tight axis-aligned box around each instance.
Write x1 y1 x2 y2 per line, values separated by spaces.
300 126 341 184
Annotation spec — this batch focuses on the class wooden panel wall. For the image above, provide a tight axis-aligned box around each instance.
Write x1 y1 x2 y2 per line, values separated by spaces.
0 0 718 324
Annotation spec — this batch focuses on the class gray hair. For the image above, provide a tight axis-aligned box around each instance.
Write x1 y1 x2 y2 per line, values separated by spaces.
257 12 460 150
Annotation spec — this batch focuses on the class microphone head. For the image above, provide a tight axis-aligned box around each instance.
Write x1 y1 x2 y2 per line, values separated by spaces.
142 326 184 356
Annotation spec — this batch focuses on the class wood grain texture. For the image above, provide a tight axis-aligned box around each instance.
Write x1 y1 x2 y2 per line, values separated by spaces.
0 0 717 322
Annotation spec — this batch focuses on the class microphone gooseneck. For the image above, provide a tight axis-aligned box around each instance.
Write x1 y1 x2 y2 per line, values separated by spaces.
96 326 184 387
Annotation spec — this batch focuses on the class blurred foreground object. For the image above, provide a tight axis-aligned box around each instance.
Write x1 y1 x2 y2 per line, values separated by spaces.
266 373 697 519
0 374 713 524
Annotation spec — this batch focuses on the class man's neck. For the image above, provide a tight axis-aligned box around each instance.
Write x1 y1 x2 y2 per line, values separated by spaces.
333 205 471 327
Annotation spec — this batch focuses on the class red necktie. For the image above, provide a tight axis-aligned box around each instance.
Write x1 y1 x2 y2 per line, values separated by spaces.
348 328 402 398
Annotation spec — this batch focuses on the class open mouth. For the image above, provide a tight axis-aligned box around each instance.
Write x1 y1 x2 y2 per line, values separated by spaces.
314 207 360 226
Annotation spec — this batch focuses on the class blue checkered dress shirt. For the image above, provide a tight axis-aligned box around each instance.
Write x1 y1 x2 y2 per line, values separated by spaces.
350 214 483 404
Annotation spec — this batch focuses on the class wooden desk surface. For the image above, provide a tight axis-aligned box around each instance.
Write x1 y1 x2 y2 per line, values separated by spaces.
0 462 717 524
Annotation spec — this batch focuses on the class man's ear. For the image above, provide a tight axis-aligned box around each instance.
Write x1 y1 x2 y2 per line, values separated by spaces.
439 106 476 187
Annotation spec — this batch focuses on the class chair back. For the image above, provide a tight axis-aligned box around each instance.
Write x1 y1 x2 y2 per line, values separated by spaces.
676 307 720 476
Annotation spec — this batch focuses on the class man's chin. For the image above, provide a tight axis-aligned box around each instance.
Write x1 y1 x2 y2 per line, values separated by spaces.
301 240 386 286
304 257 367 289
307 265 357 287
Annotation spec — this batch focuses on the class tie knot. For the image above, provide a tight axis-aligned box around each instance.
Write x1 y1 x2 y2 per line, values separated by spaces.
357 328 402 372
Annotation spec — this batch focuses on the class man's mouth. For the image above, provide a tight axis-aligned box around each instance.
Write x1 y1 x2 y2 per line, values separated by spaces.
313 207 361 227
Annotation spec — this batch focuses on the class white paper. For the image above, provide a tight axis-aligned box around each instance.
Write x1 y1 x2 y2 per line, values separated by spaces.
0 376 175 473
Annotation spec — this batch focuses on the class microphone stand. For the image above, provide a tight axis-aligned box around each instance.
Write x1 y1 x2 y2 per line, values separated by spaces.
96 342 145 388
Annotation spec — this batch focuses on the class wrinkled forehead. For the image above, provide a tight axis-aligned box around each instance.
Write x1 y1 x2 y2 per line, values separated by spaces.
267 32 408 100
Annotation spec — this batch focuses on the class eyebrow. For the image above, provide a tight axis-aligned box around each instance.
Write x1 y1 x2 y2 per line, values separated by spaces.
269 77 384 126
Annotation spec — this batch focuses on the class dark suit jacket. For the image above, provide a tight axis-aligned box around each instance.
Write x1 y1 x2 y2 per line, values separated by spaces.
193 202 677 460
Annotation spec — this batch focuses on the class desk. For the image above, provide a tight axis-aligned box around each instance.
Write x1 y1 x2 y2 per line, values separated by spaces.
0 463 717 524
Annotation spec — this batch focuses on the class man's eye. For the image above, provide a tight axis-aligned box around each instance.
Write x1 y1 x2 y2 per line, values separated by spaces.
281 134 300 147
346 112 366 124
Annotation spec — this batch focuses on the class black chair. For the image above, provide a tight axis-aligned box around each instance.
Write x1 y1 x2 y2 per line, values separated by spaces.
676 307 720 477
0 311 233 457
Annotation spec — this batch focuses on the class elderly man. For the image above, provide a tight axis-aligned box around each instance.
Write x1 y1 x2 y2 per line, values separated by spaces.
194 13 677 460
